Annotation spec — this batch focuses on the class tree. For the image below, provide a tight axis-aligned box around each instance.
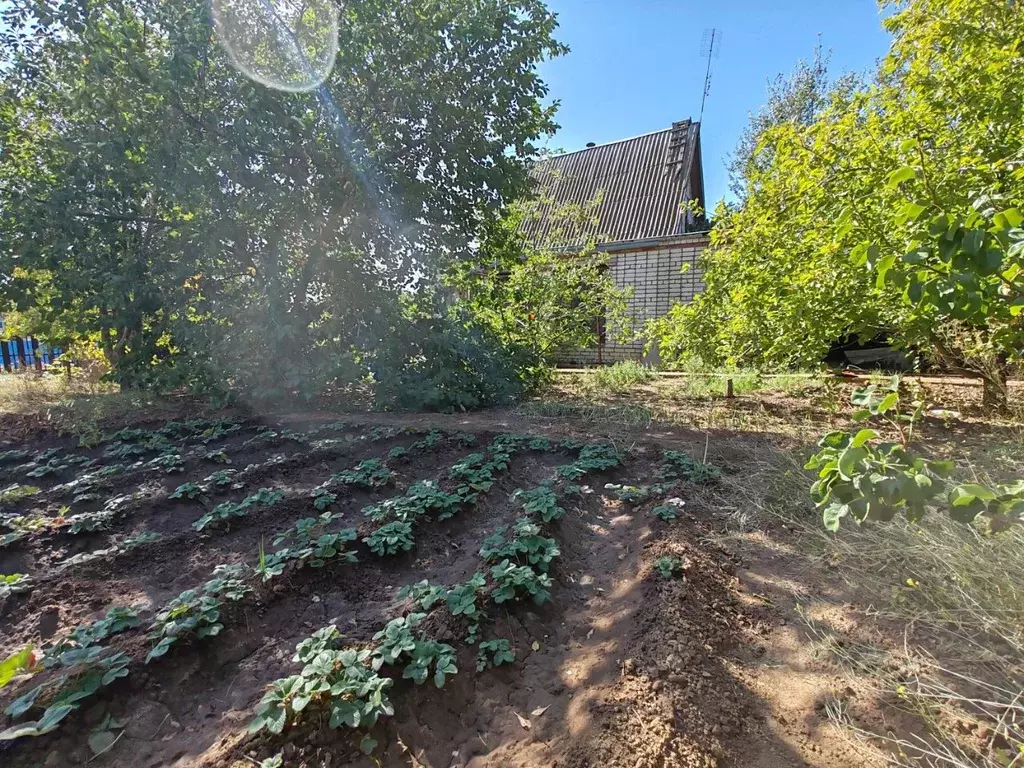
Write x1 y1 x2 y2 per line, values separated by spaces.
726 44 857 202
447 191 629 379
651 0 1024 410
0 0 567 397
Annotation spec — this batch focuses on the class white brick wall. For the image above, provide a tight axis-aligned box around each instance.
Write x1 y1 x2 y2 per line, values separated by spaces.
556 234 709 366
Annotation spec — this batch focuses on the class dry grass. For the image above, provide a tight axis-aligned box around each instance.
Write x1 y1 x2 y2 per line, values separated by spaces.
711 427 1024 768
0 371 173 445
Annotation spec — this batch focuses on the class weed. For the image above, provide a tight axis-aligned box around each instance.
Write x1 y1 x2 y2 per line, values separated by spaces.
476 639 515 671
654 556 683 578
0 484 41 505
363 520 414 556
489 560 552 605
591 360 655 392
146 564 250 662
169 482 203 500
513 485 565 522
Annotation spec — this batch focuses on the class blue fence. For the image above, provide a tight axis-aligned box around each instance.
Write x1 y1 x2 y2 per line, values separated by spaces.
0 337 63 373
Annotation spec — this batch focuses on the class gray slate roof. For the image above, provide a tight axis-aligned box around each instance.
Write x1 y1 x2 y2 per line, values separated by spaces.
519 120 702 248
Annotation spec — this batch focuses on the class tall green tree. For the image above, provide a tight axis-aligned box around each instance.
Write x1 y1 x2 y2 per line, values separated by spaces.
0 0 567 396
651 0 1024 410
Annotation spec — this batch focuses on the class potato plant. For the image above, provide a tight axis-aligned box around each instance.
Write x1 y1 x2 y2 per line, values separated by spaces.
0 484 41 505
169 482 204 500
45 607 140 668
332 458 394 489
371 614 458 688
659 451 720 485
489 560 552 605
249 628 394 737
145 564 250 662
258 513 358 580
363 520 414 556
513 485 565 522
480 519 559 572
0 573 31 598
476 639 515 671
654 556 684 579
193 487 284 531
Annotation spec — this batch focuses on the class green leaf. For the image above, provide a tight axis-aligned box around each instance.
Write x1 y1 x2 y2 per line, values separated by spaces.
837 447 868 481
876 392 899 414
0 647 35 690
822 503 849 532
850 429 879 448
886 166 917 189
950 483 996 505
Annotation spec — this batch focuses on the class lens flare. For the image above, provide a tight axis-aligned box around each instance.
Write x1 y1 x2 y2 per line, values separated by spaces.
212 0 340 93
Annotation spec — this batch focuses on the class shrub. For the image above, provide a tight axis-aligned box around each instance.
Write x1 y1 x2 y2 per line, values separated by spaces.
372 307 528 413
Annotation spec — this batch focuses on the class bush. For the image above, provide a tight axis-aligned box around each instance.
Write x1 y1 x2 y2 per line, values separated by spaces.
591 361 654 393
372 306 531 413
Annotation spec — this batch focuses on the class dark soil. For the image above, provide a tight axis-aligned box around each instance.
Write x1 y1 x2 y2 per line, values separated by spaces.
0 411 819 768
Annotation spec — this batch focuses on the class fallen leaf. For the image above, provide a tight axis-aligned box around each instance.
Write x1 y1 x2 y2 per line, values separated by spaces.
586 628 594 639
531 641 540 651
513 711 531 730
530 705 550 717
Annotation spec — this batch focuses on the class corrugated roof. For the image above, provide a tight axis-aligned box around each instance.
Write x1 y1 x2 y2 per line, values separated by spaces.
519 120 700 248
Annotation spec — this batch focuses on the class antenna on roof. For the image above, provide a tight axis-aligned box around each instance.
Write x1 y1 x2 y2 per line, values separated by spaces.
699 28 721 124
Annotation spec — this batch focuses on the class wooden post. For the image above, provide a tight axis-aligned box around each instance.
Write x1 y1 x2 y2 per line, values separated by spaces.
725 378 734 398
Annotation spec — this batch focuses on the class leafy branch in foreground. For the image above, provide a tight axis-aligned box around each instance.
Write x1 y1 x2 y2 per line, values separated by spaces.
1 649 130 741
807 379 1024 531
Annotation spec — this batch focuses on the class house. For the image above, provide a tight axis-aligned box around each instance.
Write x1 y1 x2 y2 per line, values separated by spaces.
520 119 710 366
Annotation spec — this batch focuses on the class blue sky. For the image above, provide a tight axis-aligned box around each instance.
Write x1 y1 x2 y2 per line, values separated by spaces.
537 0 893 206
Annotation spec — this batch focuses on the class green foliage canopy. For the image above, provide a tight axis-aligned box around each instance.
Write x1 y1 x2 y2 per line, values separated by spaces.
651 0 1024 407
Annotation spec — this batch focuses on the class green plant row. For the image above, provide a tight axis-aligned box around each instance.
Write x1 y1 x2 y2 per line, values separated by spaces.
244 438 624 756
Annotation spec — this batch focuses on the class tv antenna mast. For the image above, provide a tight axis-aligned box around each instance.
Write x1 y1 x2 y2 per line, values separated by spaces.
699 28 722 124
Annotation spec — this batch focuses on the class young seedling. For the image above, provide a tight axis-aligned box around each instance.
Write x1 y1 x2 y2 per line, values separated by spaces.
311 487 337 511
169 482 204 501
479 519 559 572
476 639 515 672
650 501 683 522
147 453 185 474
397 580 447 611
654 556 684 579
371 614 458 688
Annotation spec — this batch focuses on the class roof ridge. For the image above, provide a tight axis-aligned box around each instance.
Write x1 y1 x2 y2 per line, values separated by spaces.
540 123 688 160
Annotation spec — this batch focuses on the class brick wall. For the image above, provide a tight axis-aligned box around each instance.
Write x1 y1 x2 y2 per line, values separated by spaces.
555 233 709 366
